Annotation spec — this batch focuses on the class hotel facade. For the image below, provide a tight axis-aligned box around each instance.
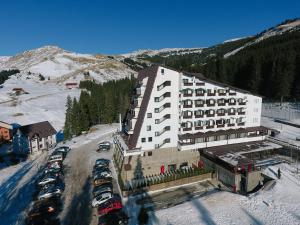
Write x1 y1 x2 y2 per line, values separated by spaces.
114 65 267 185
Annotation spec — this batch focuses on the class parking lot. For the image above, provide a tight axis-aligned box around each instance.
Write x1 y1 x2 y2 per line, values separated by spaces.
59 125 119 225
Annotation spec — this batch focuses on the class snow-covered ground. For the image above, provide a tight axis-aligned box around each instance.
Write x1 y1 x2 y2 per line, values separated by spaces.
147 163 300 225
261 102 300 146
0 124 118 225
0 74 79 131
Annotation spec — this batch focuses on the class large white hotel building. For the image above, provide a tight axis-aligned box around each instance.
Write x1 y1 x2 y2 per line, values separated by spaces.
114 65 268 186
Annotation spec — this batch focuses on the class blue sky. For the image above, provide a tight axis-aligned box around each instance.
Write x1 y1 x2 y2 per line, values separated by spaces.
0 0 299 55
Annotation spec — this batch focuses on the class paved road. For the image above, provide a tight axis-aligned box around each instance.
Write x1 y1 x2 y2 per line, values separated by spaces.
59 125 118 225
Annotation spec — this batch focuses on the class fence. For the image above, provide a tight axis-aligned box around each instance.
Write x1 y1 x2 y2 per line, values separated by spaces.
262 102 300 122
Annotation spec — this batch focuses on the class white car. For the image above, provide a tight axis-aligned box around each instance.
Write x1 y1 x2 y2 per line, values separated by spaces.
93 171 112 180
38 184 63 200
92 192 112 207
38 175 57 186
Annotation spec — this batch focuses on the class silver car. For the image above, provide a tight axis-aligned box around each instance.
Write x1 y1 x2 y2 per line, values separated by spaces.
38 184 63 200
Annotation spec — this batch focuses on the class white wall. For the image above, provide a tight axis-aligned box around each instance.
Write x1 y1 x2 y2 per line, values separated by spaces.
136 66 180 151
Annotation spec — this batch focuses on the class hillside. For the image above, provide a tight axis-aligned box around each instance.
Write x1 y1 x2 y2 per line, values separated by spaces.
0 46 137 130
0 46 136 84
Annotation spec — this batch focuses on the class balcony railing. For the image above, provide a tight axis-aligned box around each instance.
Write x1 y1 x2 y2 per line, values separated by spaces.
195 114 204 118
183 82 193 86
155 114 171 124
155 138 171 149
155 92 171 102
183 104 193 108
157 81 171 91
155 102 171 113
155 126 170 136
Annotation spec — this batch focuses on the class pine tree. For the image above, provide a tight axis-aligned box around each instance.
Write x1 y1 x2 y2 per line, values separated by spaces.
64 96 73 139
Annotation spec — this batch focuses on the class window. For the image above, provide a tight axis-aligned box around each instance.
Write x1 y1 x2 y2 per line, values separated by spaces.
147 113 152 118
155 119 160 124
148 137 152 142
183 79 189 84
147 126 151 131
161 69 164 74
148 151 152 156
154 97 159 102
141 138 146 143
155 108 159 113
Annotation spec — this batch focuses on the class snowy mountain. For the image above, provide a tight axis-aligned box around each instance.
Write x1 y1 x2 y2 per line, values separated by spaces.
122 47 203 58
0 46 136 84
0 46 136 130
224 18 300 58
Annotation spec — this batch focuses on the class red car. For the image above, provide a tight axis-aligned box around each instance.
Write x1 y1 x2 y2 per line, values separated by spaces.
98 197 122 216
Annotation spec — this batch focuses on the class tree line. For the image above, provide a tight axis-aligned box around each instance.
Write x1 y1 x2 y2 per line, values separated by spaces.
63 78 135 139
143 29 300 101
0 69 20 85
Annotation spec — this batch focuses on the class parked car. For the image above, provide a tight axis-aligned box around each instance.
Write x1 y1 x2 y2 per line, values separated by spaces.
95 158 110 167
48 154 63 163
92 191 112 207
98 196 122 216
43 167 63 177
59 146 71 152
93 183 113 197
97 141 111 152
48 161 63 170
98 209 129 225
92 167 110 177
94 177 112 187
51 150 66 159
38 183 63 200
93 171 112 180
38 174 58 186
25 198 61 225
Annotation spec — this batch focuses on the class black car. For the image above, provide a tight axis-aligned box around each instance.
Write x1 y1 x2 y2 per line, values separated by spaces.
25 197 61 225
98 209 129 225
95 159 110 167
93 183 113 197
92 167 111 177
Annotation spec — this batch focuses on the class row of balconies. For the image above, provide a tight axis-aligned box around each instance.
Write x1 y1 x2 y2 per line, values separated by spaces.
182 108 246 119
181 117 246 131
181 122 246 132
182 98 246 108
181 87 238 96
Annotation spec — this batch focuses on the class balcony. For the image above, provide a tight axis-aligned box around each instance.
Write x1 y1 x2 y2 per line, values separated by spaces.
155 138 171 149
183 114 193 119
157 81 171 91
155 102 171 113
183 104 193 108
155 114 171 124
217 112 226 116
237 122 245 126
183 127 192 131
155 126 171 136
183 93 193 97
238 111 246 115
195 126 204 130
195 114 204 118
206 125 214 129
183 82 193 86
228 112 236 116
155 92 171 102
207 92 216 96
